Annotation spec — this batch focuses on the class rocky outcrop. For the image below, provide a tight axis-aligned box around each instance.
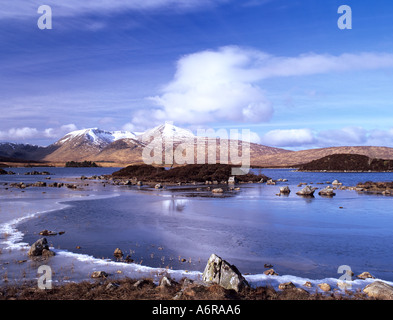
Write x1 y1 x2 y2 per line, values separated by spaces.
202 254 249 292
363 281 393 299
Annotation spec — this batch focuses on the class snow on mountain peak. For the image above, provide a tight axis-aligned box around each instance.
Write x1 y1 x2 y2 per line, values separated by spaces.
58 128 137 146
139 122 195 141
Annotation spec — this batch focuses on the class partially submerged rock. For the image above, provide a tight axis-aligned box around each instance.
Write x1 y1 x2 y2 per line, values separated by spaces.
279 186 291 194
263 268 278 276
113 248 123 258
202 254 249 292
296 185 316 196
28 238 55 257
357 271 375 280
39 230 57 236
318 186 336 197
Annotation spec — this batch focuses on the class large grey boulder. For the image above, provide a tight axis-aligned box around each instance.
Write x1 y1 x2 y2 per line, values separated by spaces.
363 281 393 300
202 254 249 292
28 238 55 257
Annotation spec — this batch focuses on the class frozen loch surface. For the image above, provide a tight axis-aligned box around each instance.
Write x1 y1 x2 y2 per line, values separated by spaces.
1 167 393 293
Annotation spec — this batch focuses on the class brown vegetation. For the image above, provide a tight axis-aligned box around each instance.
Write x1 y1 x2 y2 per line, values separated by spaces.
297 154 393 172
0 277 371 300
112 164 270 183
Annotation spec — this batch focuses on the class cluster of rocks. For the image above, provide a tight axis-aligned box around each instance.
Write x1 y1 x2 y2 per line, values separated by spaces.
3 181 81 190
355 181 393 196
24 171 52 176
82 252 393 300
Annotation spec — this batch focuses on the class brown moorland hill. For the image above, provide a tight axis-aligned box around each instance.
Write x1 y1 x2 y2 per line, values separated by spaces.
252 146 393 167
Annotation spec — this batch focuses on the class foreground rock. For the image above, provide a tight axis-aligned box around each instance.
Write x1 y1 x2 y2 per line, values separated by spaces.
202 254 249 292
363 281 393 300
28 238 55 257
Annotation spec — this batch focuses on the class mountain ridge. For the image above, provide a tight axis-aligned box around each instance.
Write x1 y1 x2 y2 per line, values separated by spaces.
1 123 393 167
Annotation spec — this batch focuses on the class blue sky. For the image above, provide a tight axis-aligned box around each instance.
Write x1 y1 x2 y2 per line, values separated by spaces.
1 0 393 149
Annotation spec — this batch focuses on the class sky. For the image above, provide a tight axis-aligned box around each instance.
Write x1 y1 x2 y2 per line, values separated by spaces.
1 0 393 149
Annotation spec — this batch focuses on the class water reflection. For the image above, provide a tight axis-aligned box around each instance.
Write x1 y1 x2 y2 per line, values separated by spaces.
161 196 188 213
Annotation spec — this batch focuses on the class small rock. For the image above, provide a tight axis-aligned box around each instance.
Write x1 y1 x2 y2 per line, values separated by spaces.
42 249 56 257
318 283 331 292
278 282 296 290
211 188 224 193
357 272 375 280
159 276 174 288
303 281 313 288
91 271 108 278
155 183 163 189
124 255 134 263
279 186 290 194
263 268 278 276
113 248 123 258
39 230 57 236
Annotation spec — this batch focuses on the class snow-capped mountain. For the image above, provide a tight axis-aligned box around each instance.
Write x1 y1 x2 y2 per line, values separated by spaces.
57 128 137 146
0 123 293 164
138 123 195 142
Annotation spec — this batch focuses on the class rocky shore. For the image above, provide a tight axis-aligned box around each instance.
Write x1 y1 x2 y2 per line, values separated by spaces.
2 251 392 300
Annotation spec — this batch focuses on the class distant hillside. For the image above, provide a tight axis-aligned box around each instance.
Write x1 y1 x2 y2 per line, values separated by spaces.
297 153 393 172
252 146 393 167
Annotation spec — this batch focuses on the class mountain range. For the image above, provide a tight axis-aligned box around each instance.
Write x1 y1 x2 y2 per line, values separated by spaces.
1 123 393 167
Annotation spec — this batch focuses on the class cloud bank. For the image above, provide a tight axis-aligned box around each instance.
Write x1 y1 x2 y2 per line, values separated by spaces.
0 124 77 143
260 126 393 149
135 46 393 128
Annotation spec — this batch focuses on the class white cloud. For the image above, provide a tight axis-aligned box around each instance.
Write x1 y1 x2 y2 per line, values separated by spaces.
0 127 39 140
147 46 274 126
1 0 228 20
318 127 368 146
261 128 316 147
261 126 393 148
139 46 393 128
0 124 77 142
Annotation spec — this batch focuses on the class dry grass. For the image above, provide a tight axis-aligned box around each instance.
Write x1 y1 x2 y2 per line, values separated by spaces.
0 277 372 300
